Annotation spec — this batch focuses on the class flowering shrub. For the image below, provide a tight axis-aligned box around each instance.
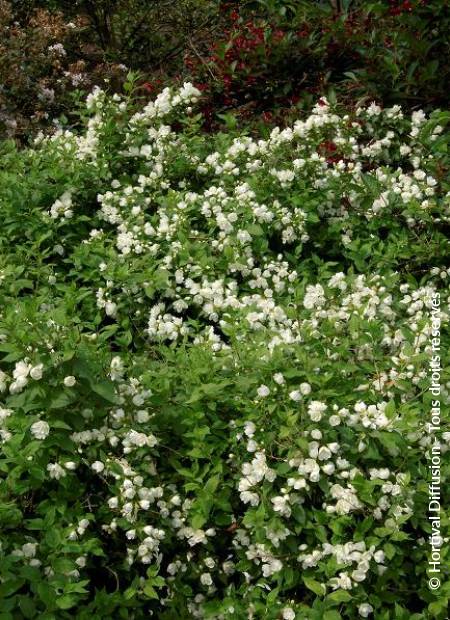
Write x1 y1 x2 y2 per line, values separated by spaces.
0 83 449 618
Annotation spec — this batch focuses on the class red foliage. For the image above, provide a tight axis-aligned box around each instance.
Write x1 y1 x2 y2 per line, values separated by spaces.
184 5 300 126
388 0 414 15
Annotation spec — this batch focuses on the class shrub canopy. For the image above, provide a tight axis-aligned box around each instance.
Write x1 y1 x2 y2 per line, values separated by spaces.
0 84 449 618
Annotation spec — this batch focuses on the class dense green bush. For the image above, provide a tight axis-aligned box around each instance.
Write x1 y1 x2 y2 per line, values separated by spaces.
0 83 449 618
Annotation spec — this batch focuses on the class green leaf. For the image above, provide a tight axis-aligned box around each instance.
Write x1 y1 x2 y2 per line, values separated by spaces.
204 474 220 495
191 513 206 529
428 600 448 616
384 400 396 419
0 579 25 598
51 420 72 430
324 611 342 620
56 595 77 610
143 584 158 599
19 597 36 619
247 224 264 236
124 587 136 600
90 381 118 404
383 542 396 560
49 391 76 410
326 590 352 604
303 577 326 596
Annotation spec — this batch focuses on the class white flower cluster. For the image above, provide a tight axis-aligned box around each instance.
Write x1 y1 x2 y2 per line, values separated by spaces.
245 542 283 577
238 451 276 506
129 82 200 126
49 191 73 220
299 540 386 590
325 483 363 515
9 360 43 394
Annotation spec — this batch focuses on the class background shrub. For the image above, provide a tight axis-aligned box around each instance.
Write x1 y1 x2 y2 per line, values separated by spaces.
1 0 449 141
185 0 450 128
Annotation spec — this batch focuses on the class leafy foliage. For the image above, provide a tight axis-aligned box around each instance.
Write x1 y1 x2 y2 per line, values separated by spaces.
0 83 449 618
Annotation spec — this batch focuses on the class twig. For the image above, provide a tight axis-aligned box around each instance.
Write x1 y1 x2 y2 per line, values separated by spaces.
106 566 120 592
188 39 216 81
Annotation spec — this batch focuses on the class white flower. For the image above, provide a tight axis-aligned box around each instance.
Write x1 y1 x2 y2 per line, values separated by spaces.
91 461 105 473
374 550 385 563
200 572 213 586
108 497 119 509
303 284 325 309
282 608 296 620
47 463 66 480
257 385 270 398
352 569 367 582
22 543 37 558
48 43 66 57
30 364 44 380
300 382 311 395
358 603 374 617
308 401 327 422
9 377 28 394
322 462 335 475
330 571 352 590
317 446 332 461
247 439 258 452
30 420 50 440
50 191 73 219
110 356 124 380
289 390 302 402
0 408 12 423
262 558 282 576
13 361 31 379
244 421 256 437
272 495 291 517
105 301 117 317
240 491 260 506
64 376 76 387
136 410 150 423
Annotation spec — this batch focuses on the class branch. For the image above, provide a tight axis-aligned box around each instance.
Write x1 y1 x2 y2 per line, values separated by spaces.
188 38 216 81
